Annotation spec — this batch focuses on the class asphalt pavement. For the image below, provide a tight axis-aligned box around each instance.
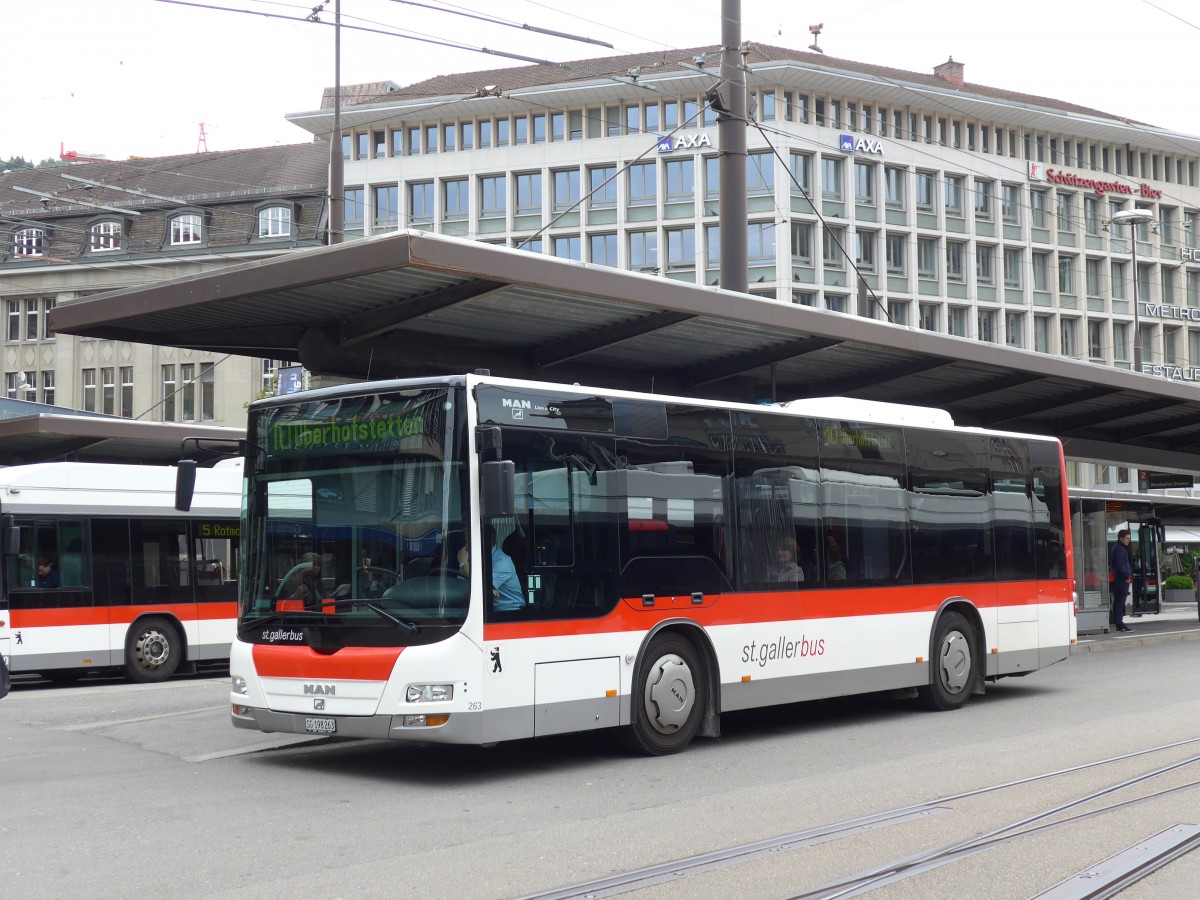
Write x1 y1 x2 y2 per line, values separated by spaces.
1074 599 1200 653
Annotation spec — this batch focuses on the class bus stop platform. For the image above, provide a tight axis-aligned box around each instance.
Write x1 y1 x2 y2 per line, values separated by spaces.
1074 600 1200 653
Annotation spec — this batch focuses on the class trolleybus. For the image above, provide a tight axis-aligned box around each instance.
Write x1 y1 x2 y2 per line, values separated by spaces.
198 374 1075 754
0 461 241 684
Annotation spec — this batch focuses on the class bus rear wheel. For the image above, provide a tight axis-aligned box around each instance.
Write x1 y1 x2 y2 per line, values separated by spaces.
629 634 705 756
919 611 976 711
124 617 182 683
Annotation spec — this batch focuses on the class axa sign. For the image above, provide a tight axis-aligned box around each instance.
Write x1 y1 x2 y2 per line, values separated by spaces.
657 133 712 152
839 134 884 155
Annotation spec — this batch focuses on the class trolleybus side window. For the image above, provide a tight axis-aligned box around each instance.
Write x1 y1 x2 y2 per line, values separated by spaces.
1030 440 1068 579
131 519 192 604
730 409 821 591
908 430 993 585
990 437 1035 581
818 420 909 588
90 519 132 604
615 404 733 599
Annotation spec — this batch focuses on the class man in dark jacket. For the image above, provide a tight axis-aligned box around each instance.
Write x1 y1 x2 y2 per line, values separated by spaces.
1109 529 1133 633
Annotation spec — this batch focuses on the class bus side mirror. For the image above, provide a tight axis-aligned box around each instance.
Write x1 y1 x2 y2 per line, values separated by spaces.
2 515 17 557
175 460 198 511
481 460 515 518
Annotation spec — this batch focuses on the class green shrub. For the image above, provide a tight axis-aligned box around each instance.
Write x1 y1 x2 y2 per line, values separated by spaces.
1163 574 1194 591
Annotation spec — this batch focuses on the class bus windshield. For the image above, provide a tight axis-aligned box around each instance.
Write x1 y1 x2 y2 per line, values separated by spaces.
241 384 470 647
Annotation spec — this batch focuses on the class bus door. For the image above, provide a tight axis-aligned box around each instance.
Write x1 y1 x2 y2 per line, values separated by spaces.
0 516 11 679
1131 519 1163 615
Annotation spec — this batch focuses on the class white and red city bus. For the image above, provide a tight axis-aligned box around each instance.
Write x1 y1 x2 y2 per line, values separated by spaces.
212 374 1074 754
0 462 241 684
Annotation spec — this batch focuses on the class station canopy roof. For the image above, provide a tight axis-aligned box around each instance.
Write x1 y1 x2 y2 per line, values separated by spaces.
50 230 1200 476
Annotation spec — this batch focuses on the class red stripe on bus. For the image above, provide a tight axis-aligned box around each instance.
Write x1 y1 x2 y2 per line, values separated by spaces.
10 603 237 628
252 644 404 680
483 581 1068 641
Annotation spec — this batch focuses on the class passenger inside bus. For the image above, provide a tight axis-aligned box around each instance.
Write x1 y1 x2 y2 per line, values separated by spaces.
37 555 60 589
768 538 805 583
825 536 848 582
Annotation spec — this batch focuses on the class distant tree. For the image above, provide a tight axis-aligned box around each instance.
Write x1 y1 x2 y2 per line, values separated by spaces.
1 156 67 171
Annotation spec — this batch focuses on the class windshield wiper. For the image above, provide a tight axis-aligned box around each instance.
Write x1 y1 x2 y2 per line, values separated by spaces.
319 598 419 633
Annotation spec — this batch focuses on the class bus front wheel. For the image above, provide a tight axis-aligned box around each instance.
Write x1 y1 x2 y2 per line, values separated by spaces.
919 611 976 711
629 634 705 756
124 617 182 683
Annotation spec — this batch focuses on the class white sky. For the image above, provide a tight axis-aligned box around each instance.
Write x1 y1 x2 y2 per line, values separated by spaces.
4 0 1200 163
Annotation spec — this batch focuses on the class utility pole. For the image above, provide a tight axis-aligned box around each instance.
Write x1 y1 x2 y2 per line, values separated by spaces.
718 0 747 295
327 0 344 244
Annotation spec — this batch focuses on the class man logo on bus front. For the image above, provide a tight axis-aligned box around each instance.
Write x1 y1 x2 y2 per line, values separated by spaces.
491 647 502 673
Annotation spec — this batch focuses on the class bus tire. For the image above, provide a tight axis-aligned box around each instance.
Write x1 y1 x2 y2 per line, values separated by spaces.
919 611 976 711
124 617 182 683
629 634 705 756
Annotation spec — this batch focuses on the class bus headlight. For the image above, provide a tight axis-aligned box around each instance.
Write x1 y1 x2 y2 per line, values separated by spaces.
232 675 248 695
406 683 453 703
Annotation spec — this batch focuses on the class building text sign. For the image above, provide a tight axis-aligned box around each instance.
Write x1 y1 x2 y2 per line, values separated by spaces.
1028 163 1163 199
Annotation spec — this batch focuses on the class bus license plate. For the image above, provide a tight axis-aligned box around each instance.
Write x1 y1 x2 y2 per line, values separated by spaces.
304 716 336 735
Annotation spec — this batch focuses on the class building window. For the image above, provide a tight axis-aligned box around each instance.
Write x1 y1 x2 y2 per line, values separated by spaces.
1113 322 1129 362
976 245 994 284
258 206 292 237
978 310 996 342
884 166 905 208
1111 261 1127 300
552 235 581 260
169 213 202 245
629 231 658 272
973 180 993 220
90 221 121 252
854 161 875 205
515 172 542 216
442 179 469 222
666 227 696 270
181 363 196 422
915 171 935 212
1060 318 1077 357
1032 252 1050 292
1086 258 1103 297
1056 192 1075 234
1004 248 1022 288
82 368 96 413
1088 320 1104 359
789 152 812 195
704 157 720 201
826 295 847 314
791 222 813 264
823 226 846 269
41 370 54 406
1084 196 1100 235
855 230 875 272
886 233 905 274
480 175 506 220
917 236 938 278
747 152 774 196
553 168 581 212
822 157 844 201
629 162 656 207
1034 315 1052 353
590 233 617 267
24 299 38 341
1001 184 1020 223
532 114 546 144
373 185 399 230
887 300 908 325
1006 312 1024 347
13 227 44 257
100 366 115 415
948 306 967 336
1030 189 1048 229
119 366 133 418
161 365 175 421
919 303 939 331
665 159 695 202
946 241 965 282
1058 255 1075 295
589 166 617 209
944 175 964 217
747 222 776 264
409 182 434 225
344 188 365 232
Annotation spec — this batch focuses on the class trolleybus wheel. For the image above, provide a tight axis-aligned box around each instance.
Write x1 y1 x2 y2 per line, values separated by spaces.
124 617 182 683
919 611 976 712
629 634 705 756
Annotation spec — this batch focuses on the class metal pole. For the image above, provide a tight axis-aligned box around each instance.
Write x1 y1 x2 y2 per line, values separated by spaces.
328 0 344 245
717 0 747 294
1131 231 1142 370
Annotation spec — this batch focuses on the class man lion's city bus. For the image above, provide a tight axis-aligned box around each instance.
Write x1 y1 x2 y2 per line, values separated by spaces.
204 374 1074 755
0 462 241 684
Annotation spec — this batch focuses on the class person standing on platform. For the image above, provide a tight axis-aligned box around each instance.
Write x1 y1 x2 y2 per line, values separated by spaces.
1109 529 1133 633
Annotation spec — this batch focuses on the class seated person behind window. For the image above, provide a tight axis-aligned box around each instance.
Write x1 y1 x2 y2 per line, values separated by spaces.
825 536 847 582
488 525 524 612
288 553 323 607
37 555 60 588
768 538 805 583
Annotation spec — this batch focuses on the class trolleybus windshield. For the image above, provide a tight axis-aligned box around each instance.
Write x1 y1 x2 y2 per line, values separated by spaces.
242 385 470 647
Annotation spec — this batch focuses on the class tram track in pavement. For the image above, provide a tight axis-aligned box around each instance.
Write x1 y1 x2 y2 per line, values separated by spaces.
520 736 1200 900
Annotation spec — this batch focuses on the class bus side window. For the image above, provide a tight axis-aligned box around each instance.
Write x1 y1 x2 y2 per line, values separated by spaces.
58 522 85 588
